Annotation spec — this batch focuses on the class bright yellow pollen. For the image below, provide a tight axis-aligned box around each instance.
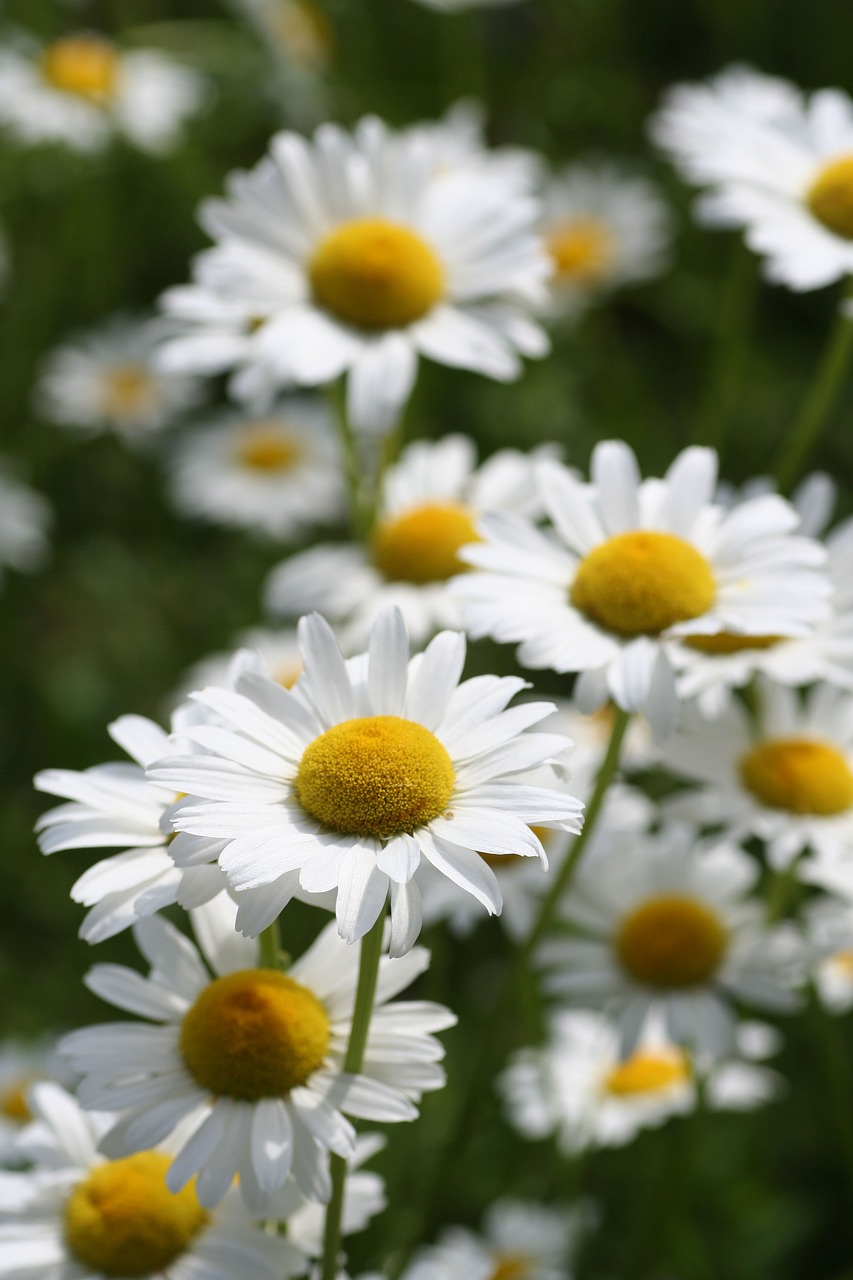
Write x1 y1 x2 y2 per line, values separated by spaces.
807 155 853 240
616 894 728 988
683 632 784 656
309 218 444 330
0 1079 34 1122
489 1255 531 1280
296 715 455 838
64 1152 207 1277
236 426 302 473
180 969 330 1099
372 502 480 584
571 531 716 637
739 737 853 816
604 1049 690 1097
41 36 119 101
103 365 155 418
548 218 614 282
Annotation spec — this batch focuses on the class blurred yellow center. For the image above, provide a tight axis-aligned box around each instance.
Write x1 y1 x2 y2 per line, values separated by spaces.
489 1255 531 1280
372 502 480 584
548 218 614 282
571 531 716 636
0 1078 33 1122
807 155 853 239
180 969 329 1099
739 737 853 815
236 426 301 472
832 949 853 975
296 715 455 838
64 1152 207 1276
309 218 444 330
103 365 154 417
274 0 333 66
604 1049 690 1096
683 632 784 656
616 894 728 988
41 36 119 101
274 660 303 689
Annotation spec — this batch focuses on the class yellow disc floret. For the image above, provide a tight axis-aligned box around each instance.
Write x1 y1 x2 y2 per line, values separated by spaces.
180 969 330 1099
309 218 444 330
807 155 853 240
604 1049 690 1096
683 632 783 656
739 737 853 816
236 425 302 473
571 531 716 636
41 36 119 101
64 1152 207 1277
0 1078 33 1122
296 715 455 838
102 365 155 419
616 894 728 988
372 502 480 584
489 1256 532 1280
548 218 614 283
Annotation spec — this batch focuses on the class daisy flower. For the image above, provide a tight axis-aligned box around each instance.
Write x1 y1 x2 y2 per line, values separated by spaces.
150 607 583 955
175 627 305 704
541 161 671 318
0 1083 303 1280
0 467 50 587
35 316 204 442
286 1134 387 1258
167 399 345 540
405 1200 585 1280
158 115 550 434
265 434 552 648
454 441 829 731
540 825 806 1053
406 100 540 194
61 911 455 1212
232 0 334 70
0 1040 76 1166
0 30 207 155
806 897 853 1013
651 65 853 291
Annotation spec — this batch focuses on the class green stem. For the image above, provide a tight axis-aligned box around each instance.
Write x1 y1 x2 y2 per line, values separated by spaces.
329 381 372 541
258 919 282 969
694 240 758 464
319 913 385 1280
810 984 853 1202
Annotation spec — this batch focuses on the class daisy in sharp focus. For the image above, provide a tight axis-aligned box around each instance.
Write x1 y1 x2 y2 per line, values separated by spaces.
453 440 830 732
404 1200 586 1280
61 909 455 1212
0 467 50 588
149 607 583 955
0 30 207 155
158 115 550 434
265 433 553 648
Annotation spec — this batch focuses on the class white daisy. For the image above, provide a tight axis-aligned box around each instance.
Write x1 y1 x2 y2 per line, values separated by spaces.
806 897 853 1012
406 100 540 195
61 911 455 1212
454 441 830 732
0 1040 76 1166
265 434 552 648
540 825 806 1054
158 115 550 434
651 65 853 291
35 315 204 441
0 1082 303 1279
149 607 583 955
0 467 50 586
0 30 207 155
174 627 305 705
404 1200 584 1280
231 0 334 70
168 399 345 540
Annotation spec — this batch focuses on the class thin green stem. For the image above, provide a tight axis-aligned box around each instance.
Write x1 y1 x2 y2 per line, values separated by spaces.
320 913 385 1280
694 240 758 464
329 381 372 541
258 919 282 969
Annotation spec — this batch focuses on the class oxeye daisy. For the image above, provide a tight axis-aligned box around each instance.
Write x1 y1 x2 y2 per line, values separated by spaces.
540 825 806 1054
0 1040 74 1165
404 1200 586 1280
806 898 853 1013
175 627 306 704
0 1083 304 1280
60 911 455 1212
158 115 550 434
149 607 583 954
234 0 334 71
0 466 50 588
454 441 829 731
265 434 552 647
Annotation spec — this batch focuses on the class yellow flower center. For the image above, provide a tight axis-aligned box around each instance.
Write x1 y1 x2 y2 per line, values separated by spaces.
616 894 728 988
41 36 119 101
604 1049 690 1096
807 155 853 240
831 949 853 976
683 632 784 656
0 1078 34 1122
274 0 333 66
548 218 614 282
372 502 480 584
102 365 156 418
571 531 716 637
739 737 853 816
64 1152 208 1277
235 425 302 473
489 1255 531 1280
309 218 444 331
180 969 330 1099
296 715 455 838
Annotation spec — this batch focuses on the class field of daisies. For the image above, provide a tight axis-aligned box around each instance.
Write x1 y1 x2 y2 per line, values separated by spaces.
6 1 853 1278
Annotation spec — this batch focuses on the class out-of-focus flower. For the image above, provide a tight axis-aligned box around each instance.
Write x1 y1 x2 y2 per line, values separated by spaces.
0 466 50 586
233 0 334 69
174 627 305 704
0 1040 75 1165
409 0 526 11
807 897 853 1012
405 1200 585 1280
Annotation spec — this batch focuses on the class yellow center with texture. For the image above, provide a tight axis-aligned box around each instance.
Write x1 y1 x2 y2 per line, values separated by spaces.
237 426 302 473
372 502 480 584
739 737 853 815
41 36 119 100
807 155 853 239
605 1049 690 1096
571 531 716 636
548 218 614 282
616 894 728 988
309 218 444 330
64 1152 207 1276
180 969 330 1099
296 715 455 838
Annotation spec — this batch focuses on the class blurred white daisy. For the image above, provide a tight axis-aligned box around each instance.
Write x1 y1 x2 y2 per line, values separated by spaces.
541 825 806 1053
405 1200 584 1280
232 0 334 69
150 608 583 955
36 316 204 441
806 897 853 1012
0 1082 303 1280
0 1040 75 1166
159 115 550 434
265 434 551 647
406 100 540 194
0 31 207 155
454 441 829 732
168 400 345 540
0 467 50 587
651 65 853 291
174 627 305 704
286 1134 387 1258
61 912 454 1212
